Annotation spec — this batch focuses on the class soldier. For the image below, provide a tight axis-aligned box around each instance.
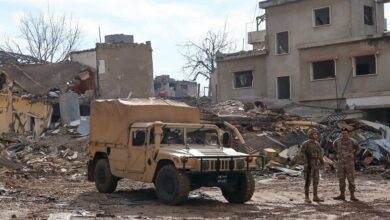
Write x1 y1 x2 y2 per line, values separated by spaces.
293 128 324 203
333 128 360 201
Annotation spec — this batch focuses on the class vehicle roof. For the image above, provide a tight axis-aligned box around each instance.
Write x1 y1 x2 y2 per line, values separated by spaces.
89 98 200 146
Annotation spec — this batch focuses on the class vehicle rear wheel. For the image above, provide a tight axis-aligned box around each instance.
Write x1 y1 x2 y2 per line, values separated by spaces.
155 165 190 205
221 172 255 203
94 159 118 193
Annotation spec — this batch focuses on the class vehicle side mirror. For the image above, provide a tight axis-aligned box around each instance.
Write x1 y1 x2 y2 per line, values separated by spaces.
222 132 231 147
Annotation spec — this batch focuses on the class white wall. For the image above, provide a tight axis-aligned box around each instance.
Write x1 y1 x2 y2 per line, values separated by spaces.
70 50 97 70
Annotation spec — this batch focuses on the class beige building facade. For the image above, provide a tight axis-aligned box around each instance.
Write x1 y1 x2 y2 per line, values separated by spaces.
216 50 267 103
70 34 154 99
216 0 390 120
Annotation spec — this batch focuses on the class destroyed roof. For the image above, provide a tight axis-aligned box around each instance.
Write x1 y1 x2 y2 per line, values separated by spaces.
216 49 267 62
259 0 301 9
95 98 193 107
0 61 90 95
69 48 96 54
0 51 43 65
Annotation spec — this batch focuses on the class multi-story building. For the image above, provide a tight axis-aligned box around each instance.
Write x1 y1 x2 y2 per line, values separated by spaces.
216 0 390 121
154 75 199 98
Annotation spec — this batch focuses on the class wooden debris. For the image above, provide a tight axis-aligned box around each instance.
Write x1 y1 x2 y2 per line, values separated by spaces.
263 148 278 157
363 157 374 167
337 121 354 131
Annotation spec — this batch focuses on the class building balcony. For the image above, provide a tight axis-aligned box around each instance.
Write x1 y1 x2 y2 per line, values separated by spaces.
248 30 266 49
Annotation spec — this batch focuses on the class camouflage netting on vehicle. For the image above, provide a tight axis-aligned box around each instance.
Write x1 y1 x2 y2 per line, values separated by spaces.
89 98 200 146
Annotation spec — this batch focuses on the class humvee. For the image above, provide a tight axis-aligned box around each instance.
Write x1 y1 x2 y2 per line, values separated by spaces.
87 98 258 205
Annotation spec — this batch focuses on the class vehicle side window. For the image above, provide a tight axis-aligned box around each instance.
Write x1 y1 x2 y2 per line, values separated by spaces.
161 128 184 145
132 129 146 147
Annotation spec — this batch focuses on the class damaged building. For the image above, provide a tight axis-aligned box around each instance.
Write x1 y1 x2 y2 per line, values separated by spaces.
0 50 43 65
216 0 390 122
154 75 199 98
70 34 154 99
0 62 94 136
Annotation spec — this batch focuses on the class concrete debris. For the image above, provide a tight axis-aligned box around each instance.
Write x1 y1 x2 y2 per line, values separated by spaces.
48 91 60 98
77 117 90 136
279 148 289 159
0 97 388 218
267 165 302 177
287 145 299 160
51 129 60 134
199 100 390 173
59 93 81 124
381 170 390 179
66 151 78 161
69 120 81 127
0 131 87 182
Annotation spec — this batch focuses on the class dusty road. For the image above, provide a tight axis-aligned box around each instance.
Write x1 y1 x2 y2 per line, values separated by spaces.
1 169 389 220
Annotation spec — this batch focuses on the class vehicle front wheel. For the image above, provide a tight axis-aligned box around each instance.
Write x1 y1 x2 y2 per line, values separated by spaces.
221 172 255 203
155 165 190 205
94 159 118 193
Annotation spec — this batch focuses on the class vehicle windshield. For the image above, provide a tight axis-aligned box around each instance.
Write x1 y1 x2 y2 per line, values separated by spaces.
161 127 184 145
159 127 219 146
187 128 219 146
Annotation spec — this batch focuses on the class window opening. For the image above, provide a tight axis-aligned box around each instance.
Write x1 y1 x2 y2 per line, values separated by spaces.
312 60 336 80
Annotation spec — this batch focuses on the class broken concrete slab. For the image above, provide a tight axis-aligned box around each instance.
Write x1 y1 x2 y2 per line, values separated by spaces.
69 120 80 127
77 116 89 136
287 145 299 160
268 166 302 177
59 92 80 124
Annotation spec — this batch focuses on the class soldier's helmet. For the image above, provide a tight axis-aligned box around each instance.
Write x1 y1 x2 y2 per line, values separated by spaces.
307 128 319 137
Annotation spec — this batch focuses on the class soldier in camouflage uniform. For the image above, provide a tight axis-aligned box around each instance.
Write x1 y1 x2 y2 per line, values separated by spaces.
333 128 360 201
293 128 324 203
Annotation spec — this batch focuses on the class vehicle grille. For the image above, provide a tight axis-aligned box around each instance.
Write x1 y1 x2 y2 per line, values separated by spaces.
209 160 235 171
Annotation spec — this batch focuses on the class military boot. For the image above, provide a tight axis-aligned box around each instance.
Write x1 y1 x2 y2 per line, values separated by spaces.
313 188 324 202
350 191 359 202
333 192 345 201
305 191 312 203
334 186 346 201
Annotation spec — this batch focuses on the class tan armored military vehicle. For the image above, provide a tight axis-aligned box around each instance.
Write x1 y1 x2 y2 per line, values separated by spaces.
87 98 258 205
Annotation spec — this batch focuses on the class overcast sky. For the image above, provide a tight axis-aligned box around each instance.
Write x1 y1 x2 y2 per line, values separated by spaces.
0 0 389 90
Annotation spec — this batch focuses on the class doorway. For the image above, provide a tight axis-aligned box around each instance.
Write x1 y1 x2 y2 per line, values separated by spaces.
277 76 291 100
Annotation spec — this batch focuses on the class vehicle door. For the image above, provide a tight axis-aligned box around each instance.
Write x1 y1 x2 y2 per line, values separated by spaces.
127 127 147 173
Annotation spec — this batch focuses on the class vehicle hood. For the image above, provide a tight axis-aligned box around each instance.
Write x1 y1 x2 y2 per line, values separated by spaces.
160 145 248 158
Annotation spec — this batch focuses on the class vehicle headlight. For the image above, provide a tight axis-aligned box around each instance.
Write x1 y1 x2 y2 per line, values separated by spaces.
201 160 209 170
236 159 245 169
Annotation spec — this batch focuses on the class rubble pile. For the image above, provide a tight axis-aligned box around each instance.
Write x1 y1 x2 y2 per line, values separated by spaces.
339 120 390 170
0 131 88 182
0 98 389 189
199 100 390 177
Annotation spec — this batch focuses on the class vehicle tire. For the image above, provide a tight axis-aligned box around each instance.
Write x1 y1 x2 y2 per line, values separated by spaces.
155 165 190 205
94 159 118 193
221 172 255 204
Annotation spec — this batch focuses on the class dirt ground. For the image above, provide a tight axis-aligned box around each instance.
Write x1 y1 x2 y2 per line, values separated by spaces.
1 169 389 220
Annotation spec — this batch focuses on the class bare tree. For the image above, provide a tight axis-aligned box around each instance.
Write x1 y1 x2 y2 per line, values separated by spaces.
1 6 81 64
180 27 234 96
